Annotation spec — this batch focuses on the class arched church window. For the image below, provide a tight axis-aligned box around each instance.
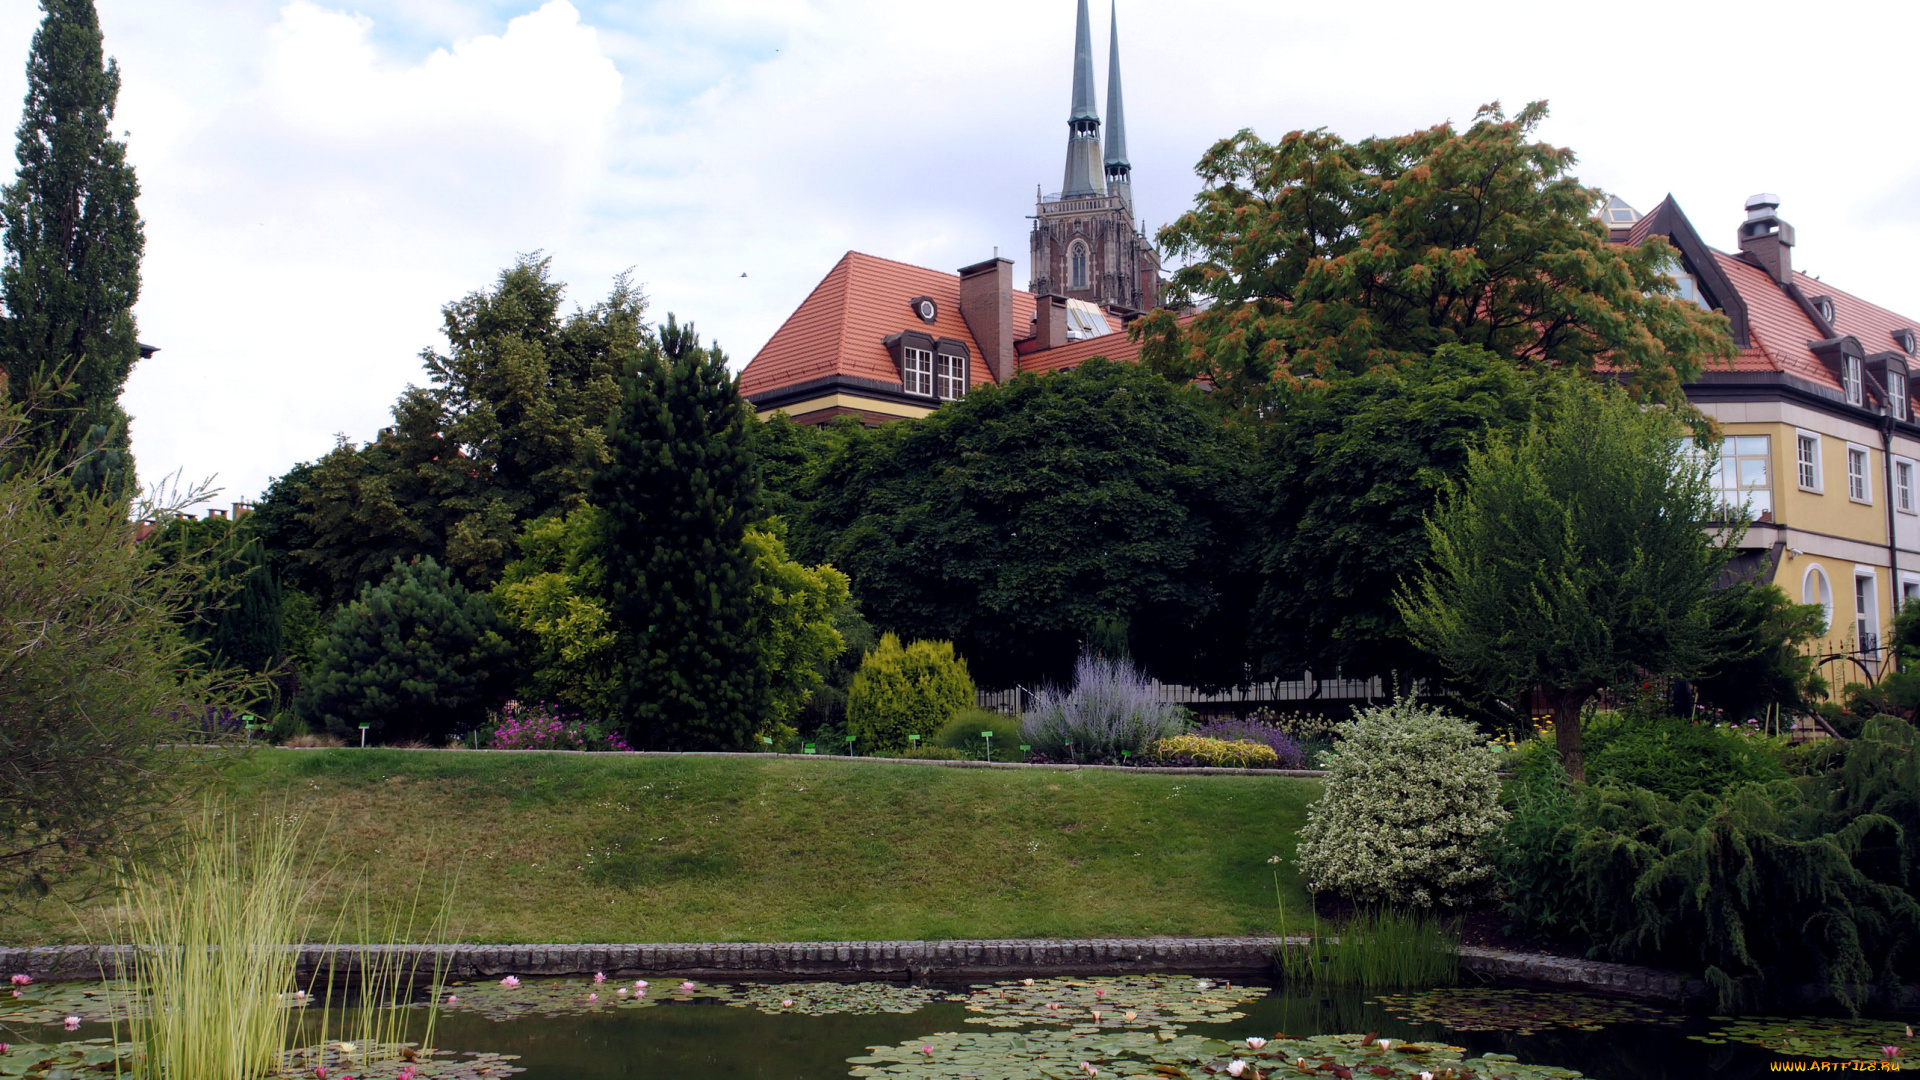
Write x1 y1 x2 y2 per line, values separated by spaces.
1069 241 1089 289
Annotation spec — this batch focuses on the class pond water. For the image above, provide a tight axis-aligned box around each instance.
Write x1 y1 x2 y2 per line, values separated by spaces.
11 974 1913 1077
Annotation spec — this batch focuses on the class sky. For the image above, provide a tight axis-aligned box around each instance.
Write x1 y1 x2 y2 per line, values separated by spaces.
1 0 1916 503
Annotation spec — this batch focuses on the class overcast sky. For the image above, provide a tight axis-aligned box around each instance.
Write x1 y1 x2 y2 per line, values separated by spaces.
1 0 1915 503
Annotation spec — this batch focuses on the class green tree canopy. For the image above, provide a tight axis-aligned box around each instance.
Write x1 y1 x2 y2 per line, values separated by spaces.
1134 101 1732 410
298 556 515 744
1251 344 1543 683
1396 382 1737 781
148 513 284 675
794 359 1255 689
0 0 145 496
254 256 638 604
589 315 767 750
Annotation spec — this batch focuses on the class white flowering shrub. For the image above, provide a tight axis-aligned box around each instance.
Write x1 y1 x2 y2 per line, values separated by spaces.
1294 696 1509 908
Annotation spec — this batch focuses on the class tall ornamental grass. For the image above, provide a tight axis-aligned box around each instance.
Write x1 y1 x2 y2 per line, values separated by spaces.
116 805 311 1080
1277 902 1460 991
1021 652 1187 763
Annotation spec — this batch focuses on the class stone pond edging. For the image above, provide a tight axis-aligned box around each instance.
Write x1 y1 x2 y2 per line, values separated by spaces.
1 938 1700 1003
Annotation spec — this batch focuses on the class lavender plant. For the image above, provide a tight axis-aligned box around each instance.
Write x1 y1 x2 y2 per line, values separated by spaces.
1020 652 1187 763
1189 719 1305 767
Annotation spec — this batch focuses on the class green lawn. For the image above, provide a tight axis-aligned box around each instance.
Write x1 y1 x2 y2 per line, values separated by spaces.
3 750 1319 946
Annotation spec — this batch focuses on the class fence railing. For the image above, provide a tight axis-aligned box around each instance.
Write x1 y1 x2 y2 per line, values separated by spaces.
977 672 1388 716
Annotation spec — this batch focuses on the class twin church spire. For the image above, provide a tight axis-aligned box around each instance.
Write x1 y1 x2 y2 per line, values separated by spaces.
1060 0 1130 203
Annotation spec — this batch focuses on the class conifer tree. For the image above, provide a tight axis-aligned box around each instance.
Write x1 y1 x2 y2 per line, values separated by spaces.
591 315 767 750
0 0 144 496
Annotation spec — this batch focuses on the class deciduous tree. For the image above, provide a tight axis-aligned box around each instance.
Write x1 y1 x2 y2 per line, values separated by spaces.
0 0 145 496
1135 102 1732 410
1396 383 1735 781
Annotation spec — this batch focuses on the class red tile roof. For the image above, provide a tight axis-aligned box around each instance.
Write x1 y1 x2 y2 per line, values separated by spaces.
741 251 1046 396
1703 250 1920 394
1017 323 1145 374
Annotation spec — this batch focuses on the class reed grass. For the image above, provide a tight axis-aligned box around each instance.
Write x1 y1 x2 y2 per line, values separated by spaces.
300 866 457 1075
114 803 312 1079
1277 889 1460 991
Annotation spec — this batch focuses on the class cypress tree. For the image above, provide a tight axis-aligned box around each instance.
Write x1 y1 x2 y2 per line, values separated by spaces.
0 0 144 495
591 314 767 750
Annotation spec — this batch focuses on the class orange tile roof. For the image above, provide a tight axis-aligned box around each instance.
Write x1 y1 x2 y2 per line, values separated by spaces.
1703 250 1920 394
740 251 1046 397
1017 323 1146 374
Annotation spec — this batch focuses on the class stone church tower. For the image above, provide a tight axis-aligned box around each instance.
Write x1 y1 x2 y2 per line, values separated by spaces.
1029 0 1160 315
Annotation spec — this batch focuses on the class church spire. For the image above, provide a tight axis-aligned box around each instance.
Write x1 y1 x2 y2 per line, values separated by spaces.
1103 2 1131 206
1059 0 1105 197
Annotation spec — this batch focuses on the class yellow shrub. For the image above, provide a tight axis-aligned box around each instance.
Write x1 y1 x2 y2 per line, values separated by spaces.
1150 734 1280 768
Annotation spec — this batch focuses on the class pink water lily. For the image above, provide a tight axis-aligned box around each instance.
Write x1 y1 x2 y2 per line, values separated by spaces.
587 993 598 1002
1226 1061 1246 1078
921 1045 934 1056
500 976 521 988
593 972 606 983
447 994 458 1004
781 999 794 1008
634 980 648 989
617 988 629 997
8 974 29 986
1885 1046 1902 1057
63 1016 80 1030
680 981 696 992
1080 1063 1098 1077
1245 1037 1267 1050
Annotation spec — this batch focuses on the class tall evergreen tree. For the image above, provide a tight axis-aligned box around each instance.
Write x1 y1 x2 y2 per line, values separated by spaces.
590 315 767 750
0 0 144 496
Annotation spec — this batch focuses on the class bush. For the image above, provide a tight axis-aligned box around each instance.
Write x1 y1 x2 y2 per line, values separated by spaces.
844 633 974 753
1020 651 1187 763
1498 716 1920 1012
484 700 631 751
1581 712 1788 798
1295 696 1508 908
1150 734 1280 768
933 706 1024 761
298 557 517 744
1189 718 1305 767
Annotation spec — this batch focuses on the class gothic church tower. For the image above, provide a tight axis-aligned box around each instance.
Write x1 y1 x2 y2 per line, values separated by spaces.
1029 0 1160 315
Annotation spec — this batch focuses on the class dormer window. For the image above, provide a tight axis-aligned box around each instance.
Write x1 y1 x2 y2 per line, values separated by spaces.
903 346 934 396
1892 369 1909 421
1844 355 1864 406
883 330 967 401
935 346 969 399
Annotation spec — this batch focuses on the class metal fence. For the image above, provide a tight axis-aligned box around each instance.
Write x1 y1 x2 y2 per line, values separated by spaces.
976 672 1388 717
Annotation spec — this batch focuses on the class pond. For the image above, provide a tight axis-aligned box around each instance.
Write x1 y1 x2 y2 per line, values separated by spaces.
7 974 1913 1077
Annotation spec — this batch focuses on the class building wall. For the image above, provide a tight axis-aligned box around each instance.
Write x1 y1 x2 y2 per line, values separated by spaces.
1697 398 1920 682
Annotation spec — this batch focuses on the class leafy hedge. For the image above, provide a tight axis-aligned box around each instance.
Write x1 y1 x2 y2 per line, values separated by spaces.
1499 716 1920 1012
1150 734 1280 769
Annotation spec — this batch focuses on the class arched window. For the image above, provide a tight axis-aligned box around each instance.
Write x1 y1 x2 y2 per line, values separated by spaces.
1069 241 1089 289
1803 565 1834 633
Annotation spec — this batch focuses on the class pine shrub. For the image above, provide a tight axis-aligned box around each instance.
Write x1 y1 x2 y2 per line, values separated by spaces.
299 557 515 743
1295 697 1508 908
844 633 973 753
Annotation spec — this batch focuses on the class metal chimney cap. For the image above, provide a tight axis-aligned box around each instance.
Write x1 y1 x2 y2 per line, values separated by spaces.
1746 193 1782 218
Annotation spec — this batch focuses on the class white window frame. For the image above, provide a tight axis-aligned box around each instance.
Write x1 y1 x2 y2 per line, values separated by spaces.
934 352 967 400
1892 370 1910 421
1898 457 1917 514
902 346 935 397
1796 430 1823 493
1804 565 1834 634
1855 570 1881 654
1901 574 1920 612
1845 355 1864 406
1848 443 1873 503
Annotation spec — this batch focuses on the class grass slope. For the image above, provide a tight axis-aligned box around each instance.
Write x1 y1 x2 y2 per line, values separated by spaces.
5 750 1319 946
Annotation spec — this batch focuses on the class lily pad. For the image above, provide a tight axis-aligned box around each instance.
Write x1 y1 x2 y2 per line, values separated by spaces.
958 976 1263 1031
0 981 144 1028
1373 988 1679 1035
722 982 961 1016
1692 1016 1918 1068
849 1029 1588 1079
278 1042 526 1079
0 1037 126 1078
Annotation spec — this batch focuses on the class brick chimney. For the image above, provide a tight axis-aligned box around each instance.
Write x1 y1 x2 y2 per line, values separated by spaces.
958 257 1016 383
1737 193 1795 286
1034 294 1070 351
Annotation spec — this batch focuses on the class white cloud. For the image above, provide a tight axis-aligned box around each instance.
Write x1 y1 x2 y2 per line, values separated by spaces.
0 0 1915 501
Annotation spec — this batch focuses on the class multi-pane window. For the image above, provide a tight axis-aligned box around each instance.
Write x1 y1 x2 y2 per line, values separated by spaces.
1849 446 1871 502
1857 575 1878 653
1900 460 1916 513
1892 370 1910 421
1069 242 1089 289
1845 356 1864 406
935 353 966 400
1797 433 1821 491
902 346 934 396
1704 435 1772 519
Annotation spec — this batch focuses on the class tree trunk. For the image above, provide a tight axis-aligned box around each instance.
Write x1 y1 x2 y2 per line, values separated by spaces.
1545 685 1593 784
